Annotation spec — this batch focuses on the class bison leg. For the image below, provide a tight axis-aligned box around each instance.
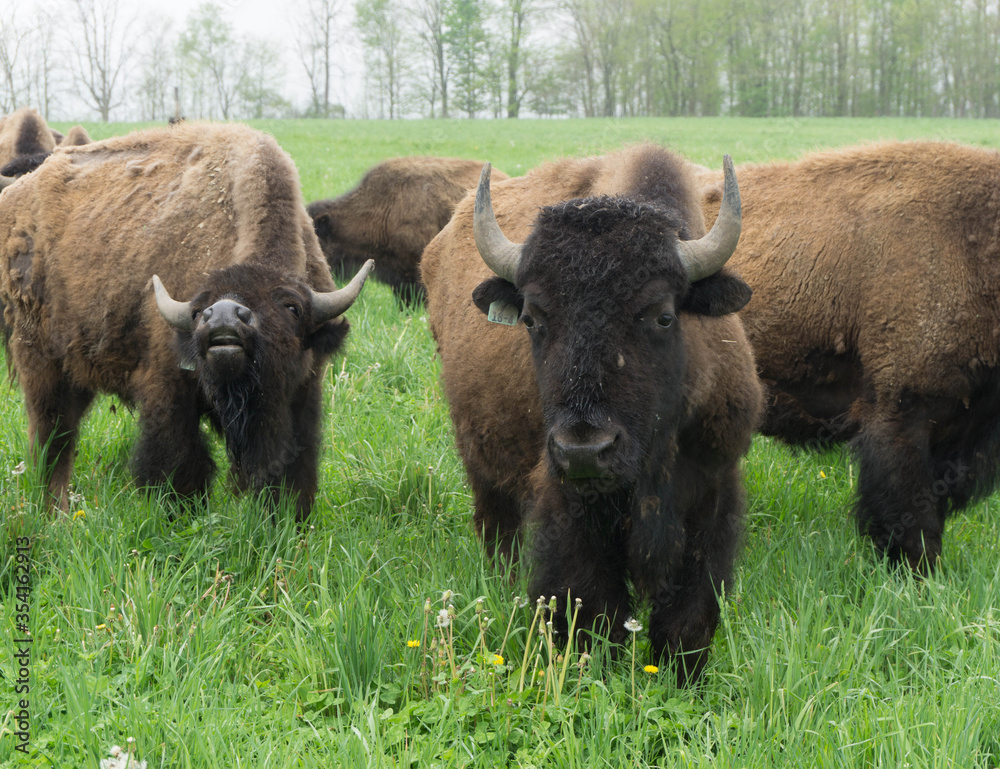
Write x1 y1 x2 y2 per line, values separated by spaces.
527 486 632 649
23 375 94 510
132 387 215 501
853 420 943 572
639 470 743 687
468 474 523 565
273 376 324 520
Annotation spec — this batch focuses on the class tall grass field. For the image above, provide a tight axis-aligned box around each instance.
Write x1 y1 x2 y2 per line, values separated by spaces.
2 118 999 767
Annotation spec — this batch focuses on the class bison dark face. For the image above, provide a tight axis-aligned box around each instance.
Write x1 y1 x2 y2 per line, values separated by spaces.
471 164 750 493
151 259 372 510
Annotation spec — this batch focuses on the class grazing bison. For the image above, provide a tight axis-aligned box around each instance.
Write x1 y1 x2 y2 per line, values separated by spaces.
307 156 508 302
0 122 372 516
699 140 1000 571
422 145 762 684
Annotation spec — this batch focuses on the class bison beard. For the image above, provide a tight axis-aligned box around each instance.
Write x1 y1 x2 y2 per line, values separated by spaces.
424 148 762 685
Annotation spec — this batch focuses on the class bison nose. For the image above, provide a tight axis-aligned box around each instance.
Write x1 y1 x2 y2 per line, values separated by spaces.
203 299 255 342
549 426 619 479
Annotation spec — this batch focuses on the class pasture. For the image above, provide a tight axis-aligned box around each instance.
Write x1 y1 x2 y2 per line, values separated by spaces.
2 117 999 767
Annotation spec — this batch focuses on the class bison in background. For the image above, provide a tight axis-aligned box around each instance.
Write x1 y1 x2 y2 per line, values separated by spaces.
0 107 57 186
0 122 372 517
308 156 508 303
700 140 1000 571
422 145 762 685
0 109 92 187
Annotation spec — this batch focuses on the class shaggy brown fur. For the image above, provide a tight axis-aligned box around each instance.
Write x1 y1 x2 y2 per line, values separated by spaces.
422 144 762 684
59 125 92 147
700 140 1000 571
0 122 360 516
308 156 508 302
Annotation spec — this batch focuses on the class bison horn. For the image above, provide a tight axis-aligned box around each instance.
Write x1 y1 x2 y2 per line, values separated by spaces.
0 174 17 190
310 258 375 325
151 275 194 332
676 154 741 283
473 163 522 284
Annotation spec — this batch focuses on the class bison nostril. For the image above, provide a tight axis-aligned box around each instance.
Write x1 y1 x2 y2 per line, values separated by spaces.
236 306 253 324
550 428 619 478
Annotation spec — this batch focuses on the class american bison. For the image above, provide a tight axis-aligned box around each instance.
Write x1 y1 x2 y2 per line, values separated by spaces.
700 140 1000 571
0 109 91 186
422 145 762 684
307 156 508 302
0 108 57 186
0 122 372 516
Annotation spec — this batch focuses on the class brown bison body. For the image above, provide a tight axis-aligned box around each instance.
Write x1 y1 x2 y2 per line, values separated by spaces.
308 156 508 302
0 122 370 515
701 141 1000 570
423 145 762 683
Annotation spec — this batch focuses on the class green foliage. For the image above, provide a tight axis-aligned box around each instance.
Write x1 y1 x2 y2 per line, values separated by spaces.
4 117 1000 767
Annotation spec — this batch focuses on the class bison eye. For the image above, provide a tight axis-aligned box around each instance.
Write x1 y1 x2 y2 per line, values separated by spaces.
285 303 300 318
522 314 535 329
656 313 674 328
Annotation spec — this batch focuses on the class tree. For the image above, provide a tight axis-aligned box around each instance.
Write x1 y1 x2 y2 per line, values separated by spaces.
294 0 345 118
0 6 30 112
136 15 176 121
177 3 245 120
411 0 451 117
356 0 408 118
498 0 534 117
446 0 487 117
70 0 136 121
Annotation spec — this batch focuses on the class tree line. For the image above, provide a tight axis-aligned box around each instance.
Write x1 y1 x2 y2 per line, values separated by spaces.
2 0 998 121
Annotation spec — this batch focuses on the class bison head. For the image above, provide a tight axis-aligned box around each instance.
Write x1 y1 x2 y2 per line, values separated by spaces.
470 160 749 490
152 261 371 444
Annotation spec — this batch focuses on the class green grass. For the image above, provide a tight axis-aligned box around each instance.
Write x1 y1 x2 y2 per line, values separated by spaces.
3 117 1000 767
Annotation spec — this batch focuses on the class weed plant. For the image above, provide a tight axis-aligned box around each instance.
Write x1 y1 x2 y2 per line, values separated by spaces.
1 118 999 766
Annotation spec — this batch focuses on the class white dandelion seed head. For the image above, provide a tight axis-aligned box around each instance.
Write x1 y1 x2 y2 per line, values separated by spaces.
624 618 643 633
435 608 451 628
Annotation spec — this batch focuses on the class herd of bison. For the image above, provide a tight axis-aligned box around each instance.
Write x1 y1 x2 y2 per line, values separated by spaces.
2 106 998 683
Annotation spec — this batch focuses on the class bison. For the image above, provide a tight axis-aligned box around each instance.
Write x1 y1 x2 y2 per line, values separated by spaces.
307 156 508 303
0 109 91 187
699 140 1000 571
0 107 58 186
422 145 762 684
0 122 372 516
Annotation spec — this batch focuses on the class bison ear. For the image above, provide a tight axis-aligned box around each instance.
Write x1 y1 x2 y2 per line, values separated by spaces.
682 270 752 316
472 277 523 321
312 212 334 241
305 318 350 357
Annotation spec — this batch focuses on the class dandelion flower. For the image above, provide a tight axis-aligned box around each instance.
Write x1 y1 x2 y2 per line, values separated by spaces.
492 654 504 665
435 608 451 628
73 509 86 520
407 639 420 648
644 665 659 674
819 470 827 479
96 624 107 631
624 618 642 633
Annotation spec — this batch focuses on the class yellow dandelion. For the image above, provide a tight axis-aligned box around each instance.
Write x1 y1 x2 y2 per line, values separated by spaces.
643 665 659 674
73 509 86 520
96 624 107 631
492 654 504 665
406 639 420 648
819 471 827 479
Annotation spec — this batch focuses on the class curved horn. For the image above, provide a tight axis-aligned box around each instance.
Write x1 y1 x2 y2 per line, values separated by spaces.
310 258 374 325
0 174 17 190
677 154 741 283
151 275 194 331
473 163 523 283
